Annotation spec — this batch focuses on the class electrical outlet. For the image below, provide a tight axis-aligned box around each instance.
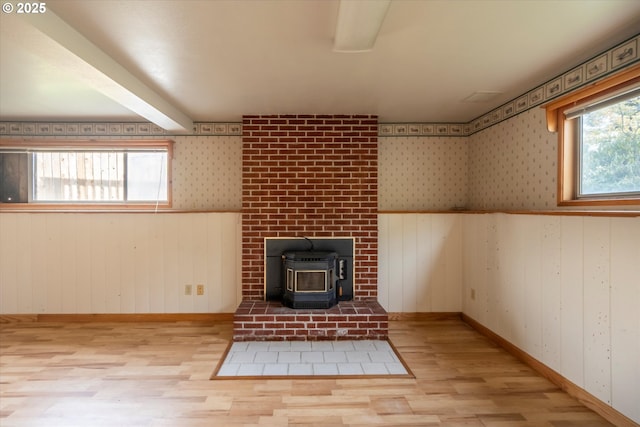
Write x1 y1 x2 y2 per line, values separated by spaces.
470 288 476 300
185 284 192 296
196 284 204 295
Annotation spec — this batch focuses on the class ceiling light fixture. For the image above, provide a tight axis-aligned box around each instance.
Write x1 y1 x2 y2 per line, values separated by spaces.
333 0 391 53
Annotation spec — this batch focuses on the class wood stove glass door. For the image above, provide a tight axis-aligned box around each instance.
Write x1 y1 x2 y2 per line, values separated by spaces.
295 271 326 292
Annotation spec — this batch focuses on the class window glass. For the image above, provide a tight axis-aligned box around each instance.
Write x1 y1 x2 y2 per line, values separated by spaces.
33 151 125 201
126 152 168 201
579 95 640 197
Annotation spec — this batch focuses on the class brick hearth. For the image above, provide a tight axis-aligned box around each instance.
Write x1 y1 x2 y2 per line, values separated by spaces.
233 300 388 341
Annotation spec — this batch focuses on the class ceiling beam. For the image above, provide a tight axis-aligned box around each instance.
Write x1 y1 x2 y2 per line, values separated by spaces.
20 10 193 133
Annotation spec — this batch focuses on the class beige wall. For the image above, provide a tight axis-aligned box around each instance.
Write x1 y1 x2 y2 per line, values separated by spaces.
378 117 558 212
378 213 463 312
378 212 639 423
467 108 558 210
172 135 241 210
462 213 639 423
0 212 242 314
378 136 468 211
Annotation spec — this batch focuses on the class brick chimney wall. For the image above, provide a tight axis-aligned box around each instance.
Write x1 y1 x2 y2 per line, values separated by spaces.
241 114 379 301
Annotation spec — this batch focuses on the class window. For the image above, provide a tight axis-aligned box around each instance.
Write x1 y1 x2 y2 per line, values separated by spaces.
545 65 640 206
0 139 172 209
570 91 639 197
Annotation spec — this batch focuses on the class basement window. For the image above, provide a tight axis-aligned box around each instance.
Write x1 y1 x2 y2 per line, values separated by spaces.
545 66 640 206
0 139 173 209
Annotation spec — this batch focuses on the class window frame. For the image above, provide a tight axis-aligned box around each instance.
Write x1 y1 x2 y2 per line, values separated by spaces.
545 64 640 207
0 139 173 210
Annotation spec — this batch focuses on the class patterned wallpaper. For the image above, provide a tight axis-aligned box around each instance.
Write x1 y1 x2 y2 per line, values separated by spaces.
171 135 242 210
378 137 468 211
467 109 558 210
169 133 478 212
1 116 633 211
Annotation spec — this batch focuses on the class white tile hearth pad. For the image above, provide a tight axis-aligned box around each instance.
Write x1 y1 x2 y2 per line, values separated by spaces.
216 340 409 377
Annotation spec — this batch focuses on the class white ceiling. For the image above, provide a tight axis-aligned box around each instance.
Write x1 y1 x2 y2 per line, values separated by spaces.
1 0 639 128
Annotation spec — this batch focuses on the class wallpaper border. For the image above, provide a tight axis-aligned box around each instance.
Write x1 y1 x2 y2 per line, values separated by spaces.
1 34 637 138
0 122 242 137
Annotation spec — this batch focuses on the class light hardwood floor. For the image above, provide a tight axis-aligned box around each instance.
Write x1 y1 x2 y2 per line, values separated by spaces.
0 318 616 427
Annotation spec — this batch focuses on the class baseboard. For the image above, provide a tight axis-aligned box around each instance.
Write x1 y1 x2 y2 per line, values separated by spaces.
2 312 461 323
0 313 235 323
0 314 39 323
1 312 460 323
387 312 462 321
461 313 639 427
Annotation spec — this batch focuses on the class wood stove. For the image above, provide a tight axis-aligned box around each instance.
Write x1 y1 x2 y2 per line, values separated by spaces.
264 237 354 305
282 251 338 309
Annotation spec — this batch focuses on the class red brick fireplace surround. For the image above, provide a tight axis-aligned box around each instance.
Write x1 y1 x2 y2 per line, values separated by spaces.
234 114 387 341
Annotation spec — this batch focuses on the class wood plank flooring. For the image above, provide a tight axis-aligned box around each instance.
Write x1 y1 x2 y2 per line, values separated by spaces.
0 318 616 426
